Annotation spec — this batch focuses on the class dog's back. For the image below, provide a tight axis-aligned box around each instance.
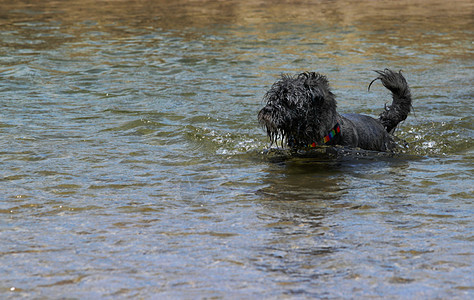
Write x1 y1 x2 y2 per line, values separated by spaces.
339 113 395 151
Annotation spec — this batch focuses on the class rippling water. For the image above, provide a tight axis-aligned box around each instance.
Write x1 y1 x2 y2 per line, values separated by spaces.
1 0 473 298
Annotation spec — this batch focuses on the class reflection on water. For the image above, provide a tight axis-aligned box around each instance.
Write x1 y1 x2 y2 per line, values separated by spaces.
0 0 473 298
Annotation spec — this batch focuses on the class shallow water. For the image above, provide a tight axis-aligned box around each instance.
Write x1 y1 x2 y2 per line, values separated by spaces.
1 0 473 298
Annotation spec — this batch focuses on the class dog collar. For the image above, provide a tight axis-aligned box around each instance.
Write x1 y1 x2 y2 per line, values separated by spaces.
309 123 341 147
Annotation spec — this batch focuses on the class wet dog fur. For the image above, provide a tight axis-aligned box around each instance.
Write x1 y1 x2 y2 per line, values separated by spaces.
258 69 412 152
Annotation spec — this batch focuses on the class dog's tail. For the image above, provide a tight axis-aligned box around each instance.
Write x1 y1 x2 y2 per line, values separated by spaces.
369 69 412 133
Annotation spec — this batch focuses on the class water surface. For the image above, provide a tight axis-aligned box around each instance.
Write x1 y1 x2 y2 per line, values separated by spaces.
1 0 473 298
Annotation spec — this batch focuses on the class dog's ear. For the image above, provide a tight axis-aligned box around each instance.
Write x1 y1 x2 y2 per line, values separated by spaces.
302 73 322 103
303 72 315 88
305 72 332 105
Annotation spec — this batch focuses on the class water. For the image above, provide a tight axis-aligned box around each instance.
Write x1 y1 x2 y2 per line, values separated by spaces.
1 0 472 298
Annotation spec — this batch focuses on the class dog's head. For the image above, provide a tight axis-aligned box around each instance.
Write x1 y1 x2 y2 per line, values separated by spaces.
258 72 337 148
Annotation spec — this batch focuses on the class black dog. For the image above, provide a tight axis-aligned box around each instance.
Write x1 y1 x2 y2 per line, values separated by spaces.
258 69 412 152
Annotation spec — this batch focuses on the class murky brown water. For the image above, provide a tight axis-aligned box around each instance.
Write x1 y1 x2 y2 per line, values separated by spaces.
1 0 473 298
